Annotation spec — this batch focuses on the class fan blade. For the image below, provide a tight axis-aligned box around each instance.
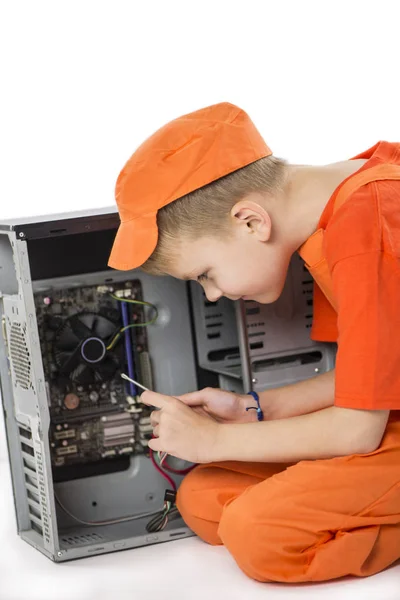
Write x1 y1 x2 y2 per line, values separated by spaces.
69 314 93 339
72 364 96 385
57 347 82 375
55 326 80 351
93 315 119 340
94 356 118 381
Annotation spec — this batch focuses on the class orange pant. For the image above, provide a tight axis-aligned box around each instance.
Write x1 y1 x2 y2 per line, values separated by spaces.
176 421 400 583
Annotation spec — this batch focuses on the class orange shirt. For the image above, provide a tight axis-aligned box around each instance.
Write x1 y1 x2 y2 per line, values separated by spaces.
309 141 400 411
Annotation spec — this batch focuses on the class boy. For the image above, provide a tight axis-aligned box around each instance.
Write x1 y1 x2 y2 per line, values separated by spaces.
108 103 400 583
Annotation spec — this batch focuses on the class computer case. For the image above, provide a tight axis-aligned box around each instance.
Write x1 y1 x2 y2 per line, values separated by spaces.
0 207 336 562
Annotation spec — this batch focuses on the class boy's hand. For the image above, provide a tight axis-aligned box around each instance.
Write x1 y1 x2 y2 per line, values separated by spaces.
177 388 259 424
141 390 221 463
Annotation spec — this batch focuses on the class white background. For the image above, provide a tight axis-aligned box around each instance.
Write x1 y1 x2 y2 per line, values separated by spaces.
1 1 400 599
1 0 400 221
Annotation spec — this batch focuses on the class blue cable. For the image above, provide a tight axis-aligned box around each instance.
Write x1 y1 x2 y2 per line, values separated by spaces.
120 300 137 397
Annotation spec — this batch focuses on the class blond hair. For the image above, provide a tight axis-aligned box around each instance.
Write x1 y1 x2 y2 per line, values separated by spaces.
141 155 288 275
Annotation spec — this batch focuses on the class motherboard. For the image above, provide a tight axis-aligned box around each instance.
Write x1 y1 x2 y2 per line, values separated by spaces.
34 279 155 472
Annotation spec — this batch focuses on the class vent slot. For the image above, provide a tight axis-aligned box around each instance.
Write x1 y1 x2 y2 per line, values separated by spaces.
254 351 322 372
30 521 43 536
246 307 260 316
21 442 35 457
250 341 264 350
23 457 37 473
49 228 67 234
207 332 221 340
61 533 105 546
25 472 38 489
27 488 40 505
299 351 322 364
29 504 42 520
206 322 222 329
19 427 32 440
9 322 32 390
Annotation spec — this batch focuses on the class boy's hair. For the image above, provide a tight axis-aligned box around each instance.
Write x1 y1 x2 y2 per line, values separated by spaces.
141 155 288 275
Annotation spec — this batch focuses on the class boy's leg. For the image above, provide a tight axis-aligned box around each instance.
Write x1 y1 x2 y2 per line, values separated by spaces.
177 421 400 583
176 461 290 545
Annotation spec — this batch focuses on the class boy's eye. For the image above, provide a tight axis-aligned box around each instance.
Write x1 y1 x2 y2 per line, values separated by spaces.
197 273 208 282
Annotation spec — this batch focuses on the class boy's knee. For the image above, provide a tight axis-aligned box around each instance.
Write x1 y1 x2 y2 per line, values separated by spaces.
176 466 222 545
176 467 199 517
218 495 309 583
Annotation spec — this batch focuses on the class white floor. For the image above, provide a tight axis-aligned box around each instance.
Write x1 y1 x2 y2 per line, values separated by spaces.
1 414 399 600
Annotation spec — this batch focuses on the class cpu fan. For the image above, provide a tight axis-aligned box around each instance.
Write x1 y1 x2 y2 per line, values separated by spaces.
53 312 120 385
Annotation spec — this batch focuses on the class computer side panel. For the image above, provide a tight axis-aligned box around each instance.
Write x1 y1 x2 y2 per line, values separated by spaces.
0 230 57 560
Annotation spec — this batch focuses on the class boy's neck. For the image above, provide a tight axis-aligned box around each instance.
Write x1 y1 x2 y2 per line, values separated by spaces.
277 158 368 251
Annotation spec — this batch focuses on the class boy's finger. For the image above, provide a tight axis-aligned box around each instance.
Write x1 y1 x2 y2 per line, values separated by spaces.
176 391 207 406
148 437 162 452
150 411 159 426
140 390 169 409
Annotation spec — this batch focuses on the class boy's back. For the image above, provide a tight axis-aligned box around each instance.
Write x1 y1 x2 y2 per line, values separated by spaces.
299 141 400 413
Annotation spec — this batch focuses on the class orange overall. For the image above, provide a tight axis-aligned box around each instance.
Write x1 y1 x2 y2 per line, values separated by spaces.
176 146 400 583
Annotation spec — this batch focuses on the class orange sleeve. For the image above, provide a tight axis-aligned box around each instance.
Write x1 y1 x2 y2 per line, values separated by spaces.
310 282 338 342
332 251 400 410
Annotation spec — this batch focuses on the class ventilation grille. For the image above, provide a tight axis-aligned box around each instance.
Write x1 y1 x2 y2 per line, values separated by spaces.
61 533 105 547
20 426 51 546
20 426 43 537
245 303 266 352
203 295 223 341
301 265 314 329
10 322 32 389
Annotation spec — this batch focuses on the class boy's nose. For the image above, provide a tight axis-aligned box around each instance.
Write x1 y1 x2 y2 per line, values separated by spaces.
205 287 222 303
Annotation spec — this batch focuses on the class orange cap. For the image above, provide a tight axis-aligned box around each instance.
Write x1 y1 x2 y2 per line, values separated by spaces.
108 102 272 270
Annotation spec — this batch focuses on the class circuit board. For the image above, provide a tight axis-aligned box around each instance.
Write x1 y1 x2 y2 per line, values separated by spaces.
34 279 154 469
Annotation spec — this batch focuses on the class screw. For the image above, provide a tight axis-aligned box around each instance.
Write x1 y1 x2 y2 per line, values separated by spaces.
314 368 320 373
57 551 63 557
252 378 258 384
19 232 25 238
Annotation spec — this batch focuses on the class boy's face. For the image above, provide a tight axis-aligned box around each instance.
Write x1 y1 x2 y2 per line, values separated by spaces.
166 196 292 304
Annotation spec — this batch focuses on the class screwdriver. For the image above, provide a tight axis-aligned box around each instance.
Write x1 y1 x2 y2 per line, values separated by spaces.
121 373 167 464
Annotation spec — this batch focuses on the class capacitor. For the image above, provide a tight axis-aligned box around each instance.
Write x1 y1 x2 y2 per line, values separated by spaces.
64 393 80 410
89 391 99 402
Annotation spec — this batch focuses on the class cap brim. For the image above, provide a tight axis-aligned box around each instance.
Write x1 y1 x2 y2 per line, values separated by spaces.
108 212 158 271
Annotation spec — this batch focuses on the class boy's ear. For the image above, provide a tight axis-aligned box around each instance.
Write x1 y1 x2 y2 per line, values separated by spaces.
230 199 272 242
